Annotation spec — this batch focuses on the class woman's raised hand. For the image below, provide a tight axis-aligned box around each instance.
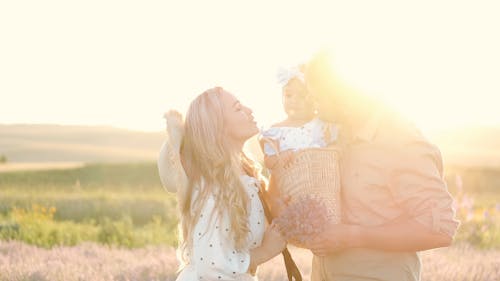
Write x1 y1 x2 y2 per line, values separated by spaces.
164 110 184 152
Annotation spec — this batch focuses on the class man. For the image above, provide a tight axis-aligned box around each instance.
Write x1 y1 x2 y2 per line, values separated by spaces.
297 51 459 281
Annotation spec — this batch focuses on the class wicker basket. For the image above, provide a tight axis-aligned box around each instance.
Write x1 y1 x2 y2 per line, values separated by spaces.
269 146 342 224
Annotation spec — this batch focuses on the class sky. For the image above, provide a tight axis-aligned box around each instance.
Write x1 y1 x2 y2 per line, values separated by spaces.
1 0 499 132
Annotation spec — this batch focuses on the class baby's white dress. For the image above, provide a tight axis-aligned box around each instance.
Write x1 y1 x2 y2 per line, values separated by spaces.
176 175 266 281
261 118 338 156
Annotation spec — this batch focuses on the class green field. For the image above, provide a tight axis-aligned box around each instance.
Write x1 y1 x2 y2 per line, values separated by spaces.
0 162 499 249
0 163 178 248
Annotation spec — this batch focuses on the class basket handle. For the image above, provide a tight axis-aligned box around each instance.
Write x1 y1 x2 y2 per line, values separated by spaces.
261 136 280 156
257 186 303 281
261 136 289 170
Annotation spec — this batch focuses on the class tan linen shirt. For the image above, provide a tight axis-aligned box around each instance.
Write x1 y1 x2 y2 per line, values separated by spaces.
312 110 460 281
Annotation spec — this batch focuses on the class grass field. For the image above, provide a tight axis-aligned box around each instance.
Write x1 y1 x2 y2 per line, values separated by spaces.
0 163 179 248
0 162 499 280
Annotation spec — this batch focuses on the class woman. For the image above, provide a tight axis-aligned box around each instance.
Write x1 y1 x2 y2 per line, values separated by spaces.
158 87 287 281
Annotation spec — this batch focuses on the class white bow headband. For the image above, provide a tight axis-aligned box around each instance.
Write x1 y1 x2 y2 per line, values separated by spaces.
276 66 305 87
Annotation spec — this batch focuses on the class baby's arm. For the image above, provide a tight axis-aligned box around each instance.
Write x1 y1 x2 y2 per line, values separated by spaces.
260 138 295 171
259 138 280 170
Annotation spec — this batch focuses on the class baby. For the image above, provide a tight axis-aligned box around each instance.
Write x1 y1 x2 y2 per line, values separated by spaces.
260 66 338 173
260 66 341 245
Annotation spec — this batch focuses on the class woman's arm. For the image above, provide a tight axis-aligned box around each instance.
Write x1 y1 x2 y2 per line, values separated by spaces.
191 197 286 279
249 223 287 273
157 110 188 193
157 139 188 192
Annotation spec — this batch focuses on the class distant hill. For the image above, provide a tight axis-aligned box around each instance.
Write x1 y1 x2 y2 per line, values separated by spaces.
427 126 500 168
1 124 499 167
0 124 165 163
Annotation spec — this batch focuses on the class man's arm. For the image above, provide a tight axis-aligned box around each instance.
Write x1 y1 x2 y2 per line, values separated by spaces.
308 139 459 255
308 218 452 256
359 218 453 250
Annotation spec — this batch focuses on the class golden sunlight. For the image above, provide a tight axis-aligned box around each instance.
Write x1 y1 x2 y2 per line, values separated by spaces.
0 0 498 133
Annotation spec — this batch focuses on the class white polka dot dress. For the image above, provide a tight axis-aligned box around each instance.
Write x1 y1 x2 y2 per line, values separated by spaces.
176 175 266 281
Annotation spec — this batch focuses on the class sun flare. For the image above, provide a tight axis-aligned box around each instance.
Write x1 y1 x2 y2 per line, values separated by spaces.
0 1 498 133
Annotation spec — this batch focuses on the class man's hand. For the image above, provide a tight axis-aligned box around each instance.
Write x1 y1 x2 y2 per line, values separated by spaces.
305 223 361 257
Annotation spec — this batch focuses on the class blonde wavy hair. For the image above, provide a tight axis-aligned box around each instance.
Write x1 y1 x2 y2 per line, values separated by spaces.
177 87 259 266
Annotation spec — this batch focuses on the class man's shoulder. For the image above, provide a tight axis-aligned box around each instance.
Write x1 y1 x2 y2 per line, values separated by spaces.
373 110 442 163
377 109 429 145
